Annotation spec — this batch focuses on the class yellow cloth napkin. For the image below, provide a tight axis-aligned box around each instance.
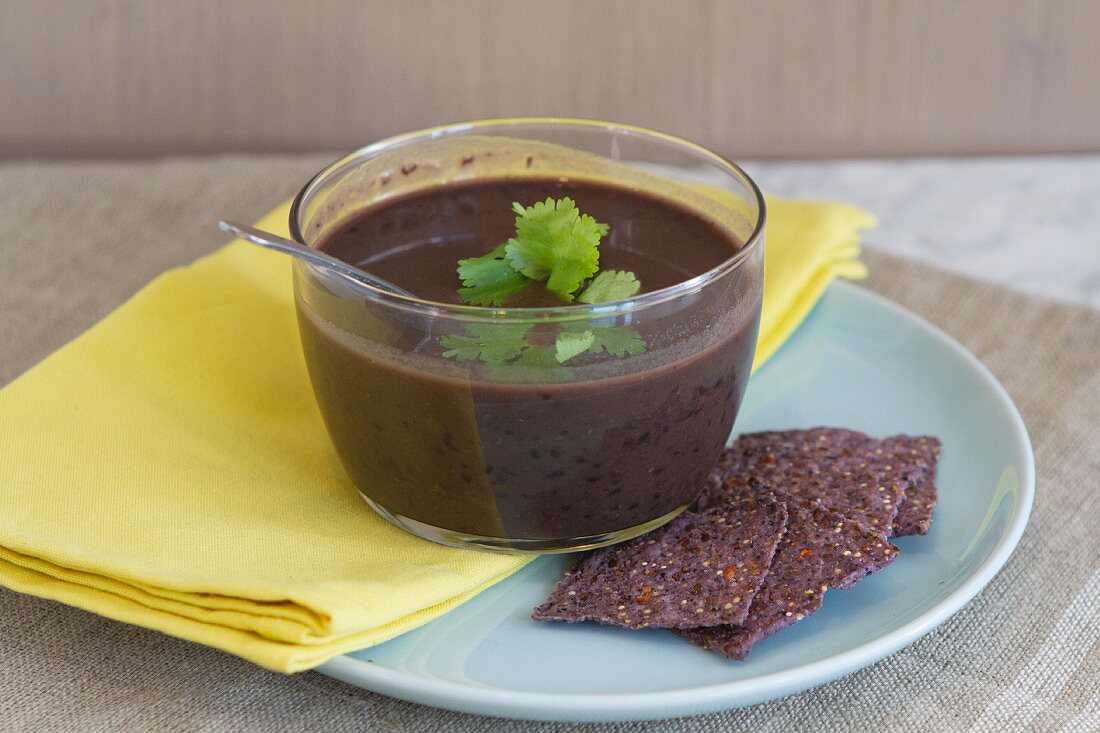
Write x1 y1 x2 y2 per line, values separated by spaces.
0 196 874 672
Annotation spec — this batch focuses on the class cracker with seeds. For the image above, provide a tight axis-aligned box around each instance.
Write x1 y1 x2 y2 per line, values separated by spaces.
680 490 898 659
882 435 941 536
532 495 788 630
701 428 908 534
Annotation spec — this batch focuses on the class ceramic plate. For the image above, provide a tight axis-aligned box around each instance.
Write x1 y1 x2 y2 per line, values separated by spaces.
317 281 1034 722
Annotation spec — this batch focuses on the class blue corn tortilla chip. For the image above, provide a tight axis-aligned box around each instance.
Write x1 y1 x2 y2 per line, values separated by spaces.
882 435 941 536
680 495 824 658
701 428 909 534
537 427 932 659
680 489 898 659
532 495 788 630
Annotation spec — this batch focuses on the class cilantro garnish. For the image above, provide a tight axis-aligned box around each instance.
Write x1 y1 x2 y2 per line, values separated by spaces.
442 322 646 368
577 270 641 304
456 244 529 306
554 330 596 363
455 196 631 306
440 323 533 363
511 345 561 369
446 196 648 368
504 198 606 300
587 325 647 357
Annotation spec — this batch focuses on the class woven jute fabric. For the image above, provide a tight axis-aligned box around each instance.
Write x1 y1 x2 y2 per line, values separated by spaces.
1 156 1097 732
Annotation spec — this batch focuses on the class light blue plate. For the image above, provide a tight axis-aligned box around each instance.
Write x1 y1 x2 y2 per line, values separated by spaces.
317 281 1034 722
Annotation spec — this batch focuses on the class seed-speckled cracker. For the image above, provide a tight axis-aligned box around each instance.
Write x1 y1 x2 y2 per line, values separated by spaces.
680 490 898 659
700 428 908 534
532 496 788 630
882 435 941 536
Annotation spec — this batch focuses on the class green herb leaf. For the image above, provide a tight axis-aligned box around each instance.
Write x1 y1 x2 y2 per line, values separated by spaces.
589 325 647 357
457 244 530 305
446 197 648 369
577 270 642 304
504 197 606 300
555 329 596 363
512 345 561 369
485 345 575 383
440 323 534 363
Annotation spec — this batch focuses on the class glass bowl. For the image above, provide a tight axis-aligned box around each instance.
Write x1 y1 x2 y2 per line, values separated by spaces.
290 118 765 553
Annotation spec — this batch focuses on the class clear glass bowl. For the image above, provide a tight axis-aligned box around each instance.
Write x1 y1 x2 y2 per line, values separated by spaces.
290 118 765 553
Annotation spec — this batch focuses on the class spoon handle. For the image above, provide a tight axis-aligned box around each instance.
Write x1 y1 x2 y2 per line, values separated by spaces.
217 220 414 298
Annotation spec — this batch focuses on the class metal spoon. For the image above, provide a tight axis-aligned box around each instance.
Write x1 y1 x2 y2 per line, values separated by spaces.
218 220 415 298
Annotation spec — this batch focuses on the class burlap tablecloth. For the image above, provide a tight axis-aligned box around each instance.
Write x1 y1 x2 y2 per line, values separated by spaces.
1 156 1097 732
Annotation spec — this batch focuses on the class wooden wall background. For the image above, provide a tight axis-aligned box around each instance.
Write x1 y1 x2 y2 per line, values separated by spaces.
2 0 1098 159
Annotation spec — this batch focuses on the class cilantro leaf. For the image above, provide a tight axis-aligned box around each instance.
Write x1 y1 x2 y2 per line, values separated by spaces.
555 329 596 363
440 323 533 363
589 325 647 357
512 345 561 368
577 270 642 304
445 197 649 369
504 198 606 301
486 345 575 383
457 244 530 305
563 321 648 357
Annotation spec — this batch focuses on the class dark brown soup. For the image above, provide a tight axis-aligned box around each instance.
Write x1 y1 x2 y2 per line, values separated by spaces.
296 177 760 542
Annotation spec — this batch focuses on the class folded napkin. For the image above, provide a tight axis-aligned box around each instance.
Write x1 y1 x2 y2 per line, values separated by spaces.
0 196 874 672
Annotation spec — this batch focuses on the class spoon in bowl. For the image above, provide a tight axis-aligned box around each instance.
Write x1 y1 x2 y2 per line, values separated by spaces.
218 220 415 298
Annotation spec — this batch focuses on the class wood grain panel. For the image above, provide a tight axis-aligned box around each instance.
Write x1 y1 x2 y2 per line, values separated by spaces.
1 0 1098 158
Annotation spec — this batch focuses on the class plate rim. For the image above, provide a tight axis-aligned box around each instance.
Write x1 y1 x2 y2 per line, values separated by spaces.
316 280 1036 722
